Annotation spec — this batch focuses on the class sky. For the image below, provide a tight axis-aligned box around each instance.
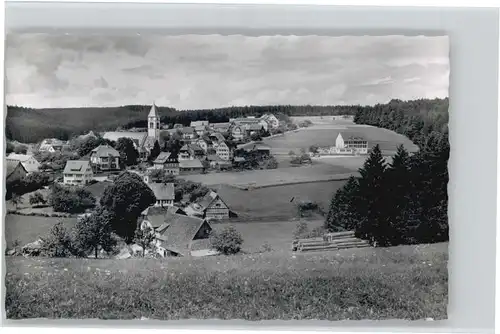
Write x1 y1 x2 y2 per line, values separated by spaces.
5 34 449 109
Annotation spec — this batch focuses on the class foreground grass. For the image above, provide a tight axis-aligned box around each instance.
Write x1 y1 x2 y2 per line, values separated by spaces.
5 243 448 320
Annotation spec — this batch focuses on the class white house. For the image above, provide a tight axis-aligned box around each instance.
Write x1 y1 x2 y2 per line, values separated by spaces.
231 125 245 140
89 145 121 171
38 138 65 152
148 182 175 207
216 141 233 161
6 153 40 173
63 160 94 185
260 113 280 129
335 133 368 154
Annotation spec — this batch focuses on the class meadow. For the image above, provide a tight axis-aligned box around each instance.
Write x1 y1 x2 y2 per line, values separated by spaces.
5 242 448 320
265 123 419 157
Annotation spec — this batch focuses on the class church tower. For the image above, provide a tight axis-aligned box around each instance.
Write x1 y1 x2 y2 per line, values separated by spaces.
148 102 160 140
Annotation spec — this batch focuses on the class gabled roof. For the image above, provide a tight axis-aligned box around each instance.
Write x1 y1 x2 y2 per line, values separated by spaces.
148 182 175 201
148 103 159 118
196 190 227 211
63 160 91 174
7 153 36 163
179 159 204 169
247 123 263 131
339 132 368 142
6 160 27 178
156 212 212 256
141 205 185 217
90 145 120 158
153 152 172 164
189 144 204 153
211 133 226 143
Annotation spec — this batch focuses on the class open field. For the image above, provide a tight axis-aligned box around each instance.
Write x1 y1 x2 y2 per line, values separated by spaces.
180 164 357 188
5 214 324 251
266 120 418 157
4 214 77 249
5 242 448 320
216 181 346 219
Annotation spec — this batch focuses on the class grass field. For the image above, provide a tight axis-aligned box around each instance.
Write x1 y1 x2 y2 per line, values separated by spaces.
215 181 346 219
5 242 448 320
4 214 77 249
265 122 418 157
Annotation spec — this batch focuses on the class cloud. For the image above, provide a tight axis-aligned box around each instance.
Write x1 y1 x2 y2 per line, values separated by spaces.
5 34 449 109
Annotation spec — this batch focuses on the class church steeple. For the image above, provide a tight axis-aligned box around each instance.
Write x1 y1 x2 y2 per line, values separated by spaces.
148 102 160 140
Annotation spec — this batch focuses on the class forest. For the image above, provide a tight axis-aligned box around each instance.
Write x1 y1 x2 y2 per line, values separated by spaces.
5 104 358 143
326 98 449 245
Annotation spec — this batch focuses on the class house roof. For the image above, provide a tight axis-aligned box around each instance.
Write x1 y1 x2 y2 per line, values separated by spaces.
339 132 368 142
156 212 212 256
196 191 221 210
102 131 148 145
6 160 27 178
148 182 175 201
180 127 195 134
91 145 120 158
211 133 226 142
63 160 91 174
189 144 204 153
141 205 185 217
148 103 159 118
7 153 36 163
179 159 204 169
247 123 263 131
237 141 271 151
211 122 231 129
153 152 172 164
190 121 209 127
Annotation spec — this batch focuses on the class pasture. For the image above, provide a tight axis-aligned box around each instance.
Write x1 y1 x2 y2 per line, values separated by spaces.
180 165 356 188
5 242 448 320
266 120 418 157
216 180 346 220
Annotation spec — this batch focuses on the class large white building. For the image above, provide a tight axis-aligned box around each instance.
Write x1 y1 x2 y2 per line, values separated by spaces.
335 133 368 154
63 160 94 185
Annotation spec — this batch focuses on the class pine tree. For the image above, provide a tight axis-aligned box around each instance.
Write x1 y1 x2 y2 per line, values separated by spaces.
325 176 360 232
356 145 387 244
385 145 412 245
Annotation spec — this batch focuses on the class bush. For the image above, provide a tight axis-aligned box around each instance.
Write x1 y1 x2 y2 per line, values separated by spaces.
293 220 309 239
263 156 278 170
41 221 75 257
50 184 96 213
210 226 243 255
29 191 46 206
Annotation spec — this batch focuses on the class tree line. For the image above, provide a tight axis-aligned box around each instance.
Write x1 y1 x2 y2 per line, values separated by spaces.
325 98 449 246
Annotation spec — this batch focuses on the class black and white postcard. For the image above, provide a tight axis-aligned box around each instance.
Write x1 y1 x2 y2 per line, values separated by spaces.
4 34 449 320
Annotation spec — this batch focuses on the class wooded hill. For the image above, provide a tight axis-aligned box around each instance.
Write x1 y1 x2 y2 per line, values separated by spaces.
6 104 360 143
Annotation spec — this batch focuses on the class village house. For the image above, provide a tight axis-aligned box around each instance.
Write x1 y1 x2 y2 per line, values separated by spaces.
236 141 272 157
179 159 204 175
180 127 197 141
89 145 121 172
190 121 210 136
152 152 180 175
209 133 226 148
7 153 41 174
245 123 265 136
140 205 186 230
231 125 245 141
179 144 205 161
196 190 231 220
63 160 94 185
260 113 280 129
148 182 175 207
206 154 232 170
6 160 28 183
216 141 233 161
209 122 231 134
232 117 269 132
194 137 212 152
153 212 213 257
38 138 65 153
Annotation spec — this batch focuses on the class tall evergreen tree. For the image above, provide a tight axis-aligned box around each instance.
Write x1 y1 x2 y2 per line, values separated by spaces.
324 176 360 232
356 145 387 244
